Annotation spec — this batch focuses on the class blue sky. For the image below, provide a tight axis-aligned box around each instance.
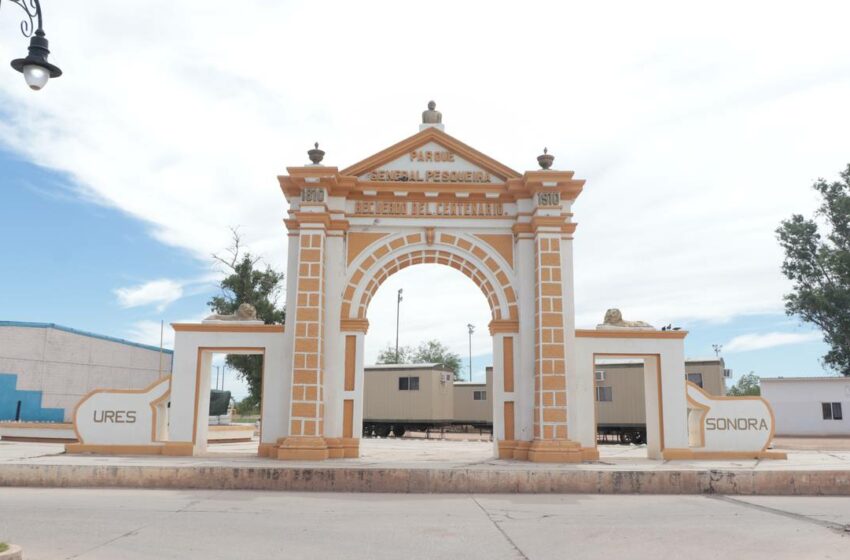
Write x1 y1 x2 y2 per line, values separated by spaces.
2 1 848 400
0 149 834 400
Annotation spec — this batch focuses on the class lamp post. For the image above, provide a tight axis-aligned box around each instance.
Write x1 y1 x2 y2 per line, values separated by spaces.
467 323 475 382
395 288 403 363
2 0 63 90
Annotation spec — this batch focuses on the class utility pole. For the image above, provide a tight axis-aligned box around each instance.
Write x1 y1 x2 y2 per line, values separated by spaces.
214 366 220 391
712 344 723 358
467 323 475 381
395 288 403 363
158 320 164 378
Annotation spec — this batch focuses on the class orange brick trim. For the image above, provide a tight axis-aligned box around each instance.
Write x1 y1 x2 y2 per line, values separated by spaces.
340 318 370 333
489 319 519 334
534 235 568 441
288 231 327 438
342 232 518 323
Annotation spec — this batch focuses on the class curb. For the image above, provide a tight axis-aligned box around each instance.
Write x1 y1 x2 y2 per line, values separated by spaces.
1 464 849 495
0 544 23 560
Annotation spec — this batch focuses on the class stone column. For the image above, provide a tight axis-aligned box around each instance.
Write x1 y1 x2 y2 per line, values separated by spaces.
513 214 537 447
277 221 330 460
524 171 585 463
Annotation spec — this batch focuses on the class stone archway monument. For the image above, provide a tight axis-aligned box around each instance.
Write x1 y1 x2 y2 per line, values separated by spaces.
64 103 783 462
274 103 594 462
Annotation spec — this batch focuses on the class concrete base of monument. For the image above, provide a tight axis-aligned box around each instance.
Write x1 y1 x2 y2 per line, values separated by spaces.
498 440 599 462
1 441 848 495
662 448 788 461
260 437 360 460
276 436 330 461
65 442 194 456
527 439 584 463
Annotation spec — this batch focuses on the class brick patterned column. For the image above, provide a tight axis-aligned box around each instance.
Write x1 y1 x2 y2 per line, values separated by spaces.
529 232 581 462
278 229 329 460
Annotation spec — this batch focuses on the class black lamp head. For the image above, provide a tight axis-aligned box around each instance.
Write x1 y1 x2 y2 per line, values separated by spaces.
11 29 62 90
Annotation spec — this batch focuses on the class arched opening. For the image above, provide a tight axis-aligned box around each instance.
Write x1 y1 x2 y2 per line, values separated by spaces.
361 263 496 462
336 230 520 461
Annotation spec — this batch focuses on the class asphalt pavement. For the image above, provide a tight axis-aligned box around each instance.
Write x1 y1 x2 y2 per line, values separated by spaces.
0 488 847 559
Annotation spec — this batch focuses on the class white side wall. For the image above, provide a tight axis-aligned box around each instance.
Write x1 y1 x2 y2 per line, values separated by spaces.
170 329 287 454
0 325 173 421
762 379 850 436
574 335 689 458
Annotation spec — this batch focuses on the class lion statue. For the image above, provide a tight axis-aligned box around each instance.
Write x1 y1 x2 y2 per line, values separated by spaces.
596 308 654 330
203 303 259 322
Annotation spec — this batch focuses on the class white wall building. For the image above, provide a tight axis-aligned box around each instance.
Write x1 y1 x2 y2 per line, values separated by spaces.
0 321 173 422
761 377 850 436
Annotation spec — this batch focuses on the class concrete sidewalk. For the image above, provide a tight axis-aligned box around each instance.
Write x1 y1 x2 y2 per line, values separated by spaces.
1 440 849 495
2 488 849 559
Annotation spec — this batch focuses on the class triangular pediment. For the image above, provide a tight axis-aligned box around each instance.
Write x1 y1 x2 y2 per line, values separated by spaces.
341 127 520 184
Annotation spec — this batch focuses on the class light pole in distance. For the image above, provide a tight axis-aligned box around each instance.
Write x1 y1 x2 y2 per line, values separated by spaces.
467 323 475 381
395 288 403 363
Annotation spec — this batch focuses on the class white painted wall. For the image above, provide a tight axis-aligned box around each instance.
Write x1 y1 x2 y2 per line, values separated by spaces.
74 377 170 445
574 335 689 458
170 328 287 455
0 324 173 421
761 378 850 436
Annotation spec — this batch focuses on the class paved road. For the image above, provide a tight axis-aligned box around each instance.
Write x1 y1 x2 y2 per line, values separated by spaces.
0 489 847 559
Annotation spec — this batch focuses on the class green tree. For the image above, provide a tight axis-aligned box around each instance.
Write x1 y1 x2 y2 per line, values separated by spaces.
208 229 285 407
727 371 761 396
376 340 462 380
411 340 462 380
777 165 850 375
376 344 411 365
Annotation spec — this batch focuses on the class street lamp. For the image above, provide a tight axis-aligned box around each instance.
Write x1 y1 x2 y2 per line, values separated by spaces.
467 323 475 382
3 0 63 90
395 288 403 363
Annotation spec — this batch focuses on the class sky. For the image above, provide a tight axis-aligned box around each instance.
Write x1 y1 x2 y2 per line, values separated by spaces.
1 1 848 400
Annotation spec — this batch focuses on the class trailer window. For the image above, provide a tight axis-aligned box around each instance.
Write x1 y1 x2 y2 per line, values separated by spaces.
687 373 703 388
823 402 843 420
399 376 419 391
595 386 612 402
473 390 487 400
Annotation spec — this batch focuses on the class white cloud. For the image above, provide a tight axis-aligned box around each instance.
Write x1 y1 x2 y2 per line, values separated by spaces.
2 1 850 333
724 332 822 353
114 279 184 311
126 313 208 349
364 265 492 366
126 319 175 349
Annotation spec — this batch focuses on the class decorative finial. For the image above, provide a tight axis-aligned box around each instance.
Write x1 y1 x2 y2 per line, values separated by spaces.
308 142 325 165
537 147 554 170
422 101 442 124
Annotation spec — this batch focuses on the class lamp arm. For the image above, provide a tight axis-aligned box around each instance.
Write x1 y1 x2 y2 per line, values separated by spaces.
0 0 43 38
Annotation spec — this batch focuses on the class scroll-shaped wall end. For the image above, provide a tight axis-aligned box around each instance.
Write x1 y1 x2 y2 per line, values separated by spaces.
686 381 775 452
73 377 171 446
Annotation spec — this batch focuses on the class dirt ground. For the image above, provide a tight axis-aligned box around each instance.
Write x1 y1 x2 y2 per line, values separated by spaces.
772 437 850 451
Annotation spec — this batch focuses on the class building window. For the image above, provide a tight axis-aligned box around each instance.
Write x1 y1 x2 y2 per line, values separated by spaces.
596 386 613 402
822 402 843 420
687 373 704 388
473 390 487 401
399 376 419 391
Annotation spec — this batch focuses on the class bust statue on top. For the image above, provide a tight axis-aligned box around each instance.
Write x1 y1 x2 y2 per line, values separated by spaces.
596 308 654 330
422 100 442 124
203 303 262 323
420 101 445 131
